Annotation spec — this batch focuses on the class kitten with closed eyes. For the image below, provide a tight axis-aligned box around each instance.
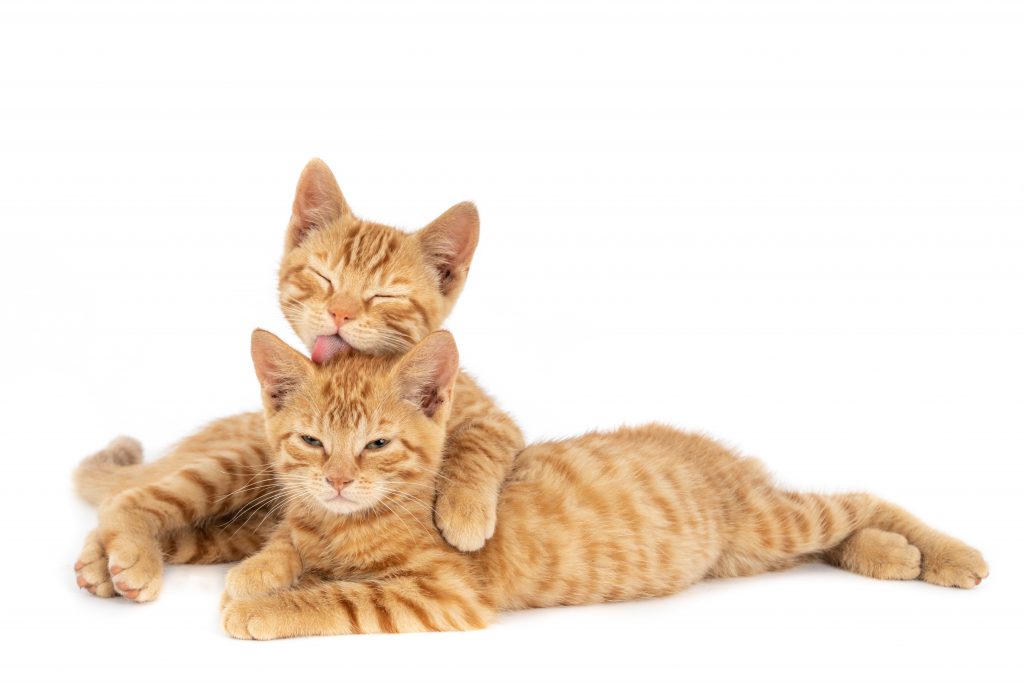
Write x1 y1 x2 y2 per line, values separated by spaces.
73 159 523 602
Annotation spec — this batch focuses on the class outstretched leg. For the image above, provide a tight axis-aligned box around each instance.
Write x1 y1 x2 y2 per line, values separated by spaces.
72 412 278 601
221 571 492 640
76 508 278 598
709 484 987 588
855 496 989 587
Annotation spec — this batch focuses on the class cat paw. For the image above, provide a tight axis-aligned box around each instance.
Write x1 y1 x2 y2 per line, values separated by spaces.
221 598 257 639
434 490 497 552
224 560 293 599
74 530 117 598
104 532 164 602
832 528 922 581
222 598 278 640
921 540 989 589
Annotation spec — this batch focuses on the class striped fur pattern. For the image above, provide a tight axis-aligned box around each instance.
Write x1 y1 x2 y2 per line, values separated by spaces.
73 160 523 601
220 331 988 639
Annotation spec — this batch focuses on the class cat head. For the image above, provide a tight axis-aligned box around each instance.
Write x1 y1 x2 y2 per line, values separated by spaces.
277 159 479 363
250 328 458 516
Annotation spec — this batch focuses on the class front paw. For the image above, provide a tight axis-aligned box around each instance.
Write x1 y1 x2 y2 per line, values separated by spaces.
104 533 164 602
76 528 163 602
224 559 293 599
434 490 497 552
75 530 116 598
221 597 291 640
221 598 262 640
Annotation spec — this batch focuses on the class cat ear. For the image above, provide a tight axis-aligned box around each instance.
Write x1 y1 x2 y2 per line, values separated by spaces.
251 329 313 411
417 202 480 297
392 331 460 418
286 158 351 249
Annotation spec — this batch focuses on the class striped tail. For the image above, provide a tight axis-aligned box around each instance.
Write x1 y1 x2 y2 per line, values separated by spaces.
72 436 145 505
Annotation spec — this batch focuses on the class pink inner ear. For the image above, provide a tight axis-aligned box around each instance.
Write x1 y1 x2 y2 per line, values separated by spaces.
444 205 479 263
298 182 338 222
397 332 459 416
295 186 341 232
288 160 348 246
251 331 310 410
419 385 446 418
421 203 479 294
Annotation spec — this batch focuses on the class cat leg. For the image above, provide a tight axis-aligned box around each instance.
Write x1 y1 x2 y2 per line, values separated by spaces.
808 493 987 587
433 375 524 552
855 496 989 588
221 572 492 639
710 489 987 588
162 509 278 565
76 510 277 597
74 413 275 602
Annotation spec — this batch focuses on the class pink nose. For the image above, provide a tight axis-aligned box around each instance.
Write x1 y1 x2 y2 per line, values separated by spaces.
325 475 353 493
329 307 354 327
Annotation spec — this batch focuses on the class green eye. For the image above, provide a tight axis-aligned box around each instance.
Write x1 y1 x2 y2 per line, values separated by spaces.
301 435 323 447
365 438 390 451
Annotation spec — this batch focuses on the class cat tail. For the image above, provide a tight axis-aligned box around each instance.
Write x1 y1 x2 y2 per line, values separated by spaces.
72 436 144 505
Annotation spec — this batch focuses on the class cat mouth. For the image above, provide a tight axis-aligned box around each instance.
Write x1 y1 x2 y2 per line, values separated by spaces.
312 334 351 363
324 492 356 504
322 492 362 512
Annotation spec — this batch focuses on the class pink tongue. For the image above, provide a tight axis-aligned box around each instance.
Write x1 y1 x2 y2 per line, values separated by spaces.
312 335 349 363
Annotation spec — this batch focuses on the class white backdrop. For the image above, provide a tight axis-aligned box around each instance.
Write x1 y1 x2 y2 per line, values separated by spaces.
1 1 1021 682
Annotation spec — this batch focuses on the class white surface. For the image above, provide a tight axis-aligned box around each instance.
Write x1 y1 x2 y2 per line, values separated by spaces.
1 1 1021 681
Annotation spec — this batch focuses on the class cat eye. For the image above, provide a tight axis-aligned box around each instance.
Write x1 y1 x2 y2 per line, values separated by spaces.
364 438 390 451
367 293 403 302
301 435 324 447
310 269 333 290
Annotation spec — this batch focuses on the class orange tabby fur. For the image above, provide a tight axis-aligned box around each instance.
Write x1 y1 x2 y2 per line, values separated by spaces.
219 331 988 639
73 160 523 601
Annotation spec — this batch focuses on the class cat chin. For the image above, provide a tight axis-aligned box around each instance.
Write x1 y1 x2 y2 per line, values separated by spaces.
320 495 368 515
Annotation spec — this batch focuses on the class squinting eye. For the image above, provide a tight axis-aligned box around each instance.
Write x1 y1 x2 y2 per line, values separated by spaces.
364 438 390 451
301 435 323 447
311 270 333 289
367 293 401 302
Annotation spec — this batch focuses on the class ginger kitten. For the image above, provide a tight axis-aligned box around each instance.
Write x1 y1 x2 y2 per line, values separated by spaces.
73 160 523 602
220 330 988 639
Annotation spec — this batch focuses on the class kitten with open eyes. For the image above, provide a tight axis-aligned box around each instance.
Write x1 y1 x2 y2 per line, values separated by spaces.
219 330 987 639
73 160 523 602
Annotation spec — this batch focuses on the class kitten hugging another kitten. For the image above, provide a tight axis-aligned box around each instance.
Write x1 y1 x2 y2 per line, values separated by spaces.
73 160 988 638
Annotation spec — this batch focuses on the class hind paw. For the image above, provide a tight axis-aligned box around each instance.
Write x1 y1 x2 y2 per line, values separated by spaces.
828 528 922 580
921 540 988 589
